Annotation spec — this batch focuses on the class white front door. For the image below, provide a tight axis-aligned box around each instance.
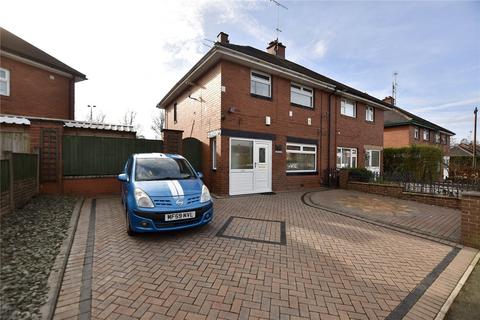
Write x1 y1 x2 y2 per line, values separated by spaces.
229 138 272 195
365 149 381 174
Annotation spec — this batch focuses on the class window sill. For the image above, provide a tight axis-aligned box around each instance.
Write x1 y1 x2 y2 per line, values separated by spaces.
291 103 314 110
340 114 357 120
287 171 318 176
250 93 272 101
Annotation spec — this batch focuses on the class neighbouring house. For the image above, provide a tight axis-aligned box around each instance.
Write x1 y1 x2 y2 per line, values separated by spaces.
0 27 136 194
383 97 455 179
450 143 480 157
157 32 392 196
449 143 480 181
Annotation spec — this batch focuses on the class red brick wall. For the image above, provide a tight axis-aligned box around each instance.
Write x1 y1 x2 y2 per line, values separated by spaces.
13 178 37 208
63 177 121 196
165 59 385 195
0 56 74 119
384 125 450 155
461 192 480 249
165 64 222 193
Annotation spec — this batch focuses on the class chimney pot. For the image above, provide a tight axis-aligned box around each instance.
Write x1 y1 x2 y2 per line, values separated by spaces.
383 96 395 106
266 39 286 59
217 32 229 44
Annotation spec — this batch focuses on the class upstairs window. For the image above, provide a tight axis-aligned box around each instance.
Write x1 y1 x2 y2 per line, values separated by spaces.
442 134 447 145
435 132 441 144
291 83 313 108
341 98 356 118
173 103 177 123
365 106 374 122
250 71 271 98
0 68 10 96
423 129 430 141
414 127 419 139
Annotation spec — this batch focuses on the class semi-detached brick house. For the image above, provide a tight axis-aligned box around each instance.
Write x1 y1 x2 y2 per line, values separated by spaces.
158 32 393 196
383 97 455 179
0 27 135 194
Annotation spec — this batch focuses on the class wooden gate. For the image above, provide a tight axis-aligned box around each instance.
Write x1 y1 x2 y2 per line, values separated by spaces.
182 138 202 171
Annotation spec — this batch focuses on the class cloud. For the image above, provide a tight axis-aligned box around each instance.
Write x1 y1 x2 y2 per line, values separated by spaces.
411 97 480 113
313 40 328 58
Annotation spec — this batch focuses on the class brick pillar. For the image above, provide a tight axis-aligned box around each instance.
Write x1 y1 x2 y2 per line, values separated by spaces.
339 169 348 189
461 192 480 249
162 129 183 155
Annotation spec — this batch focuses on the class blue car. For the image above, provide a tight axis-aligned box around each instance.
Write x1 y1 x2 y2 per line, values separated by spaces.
117 153 213 236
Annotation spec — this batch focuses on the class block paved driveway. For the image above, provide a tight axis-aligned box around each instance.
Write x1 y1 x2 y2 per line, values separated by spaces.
54 191 478 320
305 189 460 242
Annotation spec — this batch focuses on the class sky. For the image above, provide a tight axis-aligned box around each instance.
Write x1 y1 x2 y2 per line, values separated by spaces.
1 0 479 140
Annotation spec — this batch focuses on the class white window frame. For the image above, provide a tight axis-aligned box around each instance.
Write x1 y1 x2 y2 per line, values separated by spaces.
290 82 313 108
365 106 374 122
435 132 441 144
250 70 271 98
414 127 419 139
211 137 217 170
423 129 430 141
341 98 356 118
0 68 10 96
336 147 358 169
286 143 317 173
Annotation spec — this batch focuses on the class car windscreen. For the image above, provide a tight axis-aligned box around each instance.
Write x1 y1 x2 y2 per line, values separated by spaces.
135 158 196 181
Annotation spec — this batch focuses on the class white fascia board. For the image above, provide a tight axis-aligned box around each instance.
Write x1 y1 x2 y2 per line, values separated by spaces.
1 50 74 79
340 91 392 111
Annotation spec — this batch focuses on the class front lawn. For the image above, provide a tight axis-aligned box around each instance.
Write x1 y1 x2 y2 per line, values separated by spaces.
0 195 77 319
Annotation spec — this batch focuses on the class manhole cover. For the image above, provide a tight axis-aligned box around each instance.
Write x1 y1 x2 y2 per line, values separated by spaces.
216 216 286 245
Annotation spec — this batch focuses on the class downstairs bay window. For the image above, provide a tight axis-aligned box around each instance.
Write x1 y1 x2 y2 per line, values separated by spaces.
336 147 357 168
286 143 317 173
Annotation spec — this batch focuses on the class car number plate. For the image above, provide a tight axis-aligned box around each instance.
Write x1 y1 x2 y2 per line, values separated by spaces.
165 211 195 221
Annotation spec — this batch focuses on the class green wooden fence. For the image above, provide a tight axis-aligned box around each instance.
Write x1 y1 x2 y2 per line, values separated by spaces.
63 136 163 176
12 153 38 181
0 160 9 192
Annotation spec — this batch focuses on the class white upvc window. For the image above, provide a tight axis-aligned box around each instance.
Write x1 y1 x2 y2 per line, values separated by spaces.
365 106 374 122
341 98 356 117
286 143 317 173
211 137 217 170
423 129 430 141
291 83 313 108
250 70 271 98
336 147 358 168
435 132 441 144
0 68 10 96
414 127 419 139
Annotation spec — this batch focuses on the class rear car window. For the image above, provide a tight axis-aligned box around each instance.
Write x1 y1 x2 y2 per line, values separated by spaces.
135 158 195 181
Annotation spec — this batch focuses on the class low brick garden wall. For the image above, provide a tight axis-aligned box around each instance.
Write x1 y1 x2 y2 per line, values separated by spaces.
461 192 480 249
13 178 38 209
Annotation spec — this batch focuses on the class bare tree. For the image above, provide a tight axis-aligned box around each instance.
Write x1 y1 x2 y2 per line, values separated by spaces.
85 110 107 123
122 109 137 126
151 109 165 139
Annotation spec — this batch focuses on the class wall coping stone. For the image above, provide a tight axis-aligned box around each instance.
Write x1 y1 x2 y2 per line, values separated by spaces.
462 191 480 197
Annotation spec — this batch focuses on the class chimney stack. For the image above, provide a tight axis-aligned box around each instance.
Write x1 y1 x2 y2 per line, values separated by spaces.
383 96 395 106
266 40 286 59
217 32 229 44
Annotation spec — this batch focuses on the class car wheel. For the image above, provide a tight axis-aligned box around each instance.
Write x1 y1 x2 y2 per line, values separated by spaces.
125 208 137 236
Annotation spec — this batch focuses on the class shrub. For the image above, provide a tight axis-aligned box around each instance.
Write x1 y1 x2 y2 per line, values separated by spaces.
348 168 373 182
383 145 443 182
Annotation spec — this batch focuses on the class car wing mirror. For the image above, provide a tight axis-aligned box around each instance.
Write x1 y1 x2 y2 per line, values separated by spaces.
117 173 129 182
197 172 204 179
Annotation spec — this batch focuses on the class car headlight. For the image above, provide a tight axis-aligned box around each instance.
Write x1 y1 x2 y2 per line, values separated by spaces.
134 188 154 208
200 185 211 203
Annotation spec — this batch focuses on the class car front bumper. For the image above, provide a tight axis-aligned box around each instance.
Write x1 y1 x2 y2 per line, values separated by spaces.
129 202 213 232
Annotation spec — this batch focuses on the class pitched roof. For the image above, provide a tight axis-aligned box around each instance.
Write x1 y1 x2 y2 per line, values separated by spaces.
384 105 455 135
0 27 86 81
450 143 480 156
217 42 392 109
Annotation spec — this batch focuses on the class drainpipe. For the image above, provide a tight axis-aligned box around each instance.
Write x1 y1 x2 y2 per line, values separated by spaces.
327 88 338 172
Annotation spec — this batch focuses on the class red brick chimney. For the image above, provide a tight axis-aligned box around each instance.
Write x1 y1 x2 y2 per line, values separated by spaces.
217 32 229 44
267 40 286 59
383 96 395 106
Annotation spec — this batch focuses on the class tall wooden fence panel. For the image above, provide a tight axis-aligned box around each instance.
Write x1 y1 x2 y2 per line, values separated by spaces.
63 136 163 176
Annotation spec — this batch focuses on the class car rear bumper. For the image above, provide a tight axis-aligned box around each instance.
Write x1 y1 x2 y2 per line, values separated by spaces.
129 202 213 232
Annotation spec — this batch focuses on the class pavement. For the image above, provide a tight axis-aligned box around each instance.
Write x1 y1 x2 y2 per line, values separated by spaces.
306 189 460 242
52 190 478 320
